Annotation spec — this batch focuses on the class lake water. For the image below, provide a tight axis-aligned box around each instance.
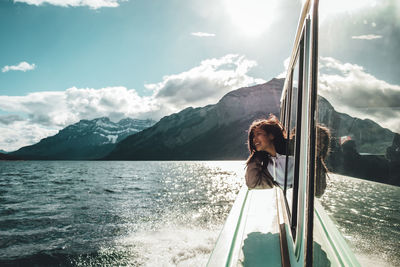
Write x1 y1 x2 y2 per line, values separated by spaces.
319 173 400 267
0 161 399 266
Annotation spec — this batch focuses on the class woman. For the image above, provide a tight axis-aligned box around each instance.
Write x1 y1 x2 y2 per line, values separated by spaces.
245 114 293 189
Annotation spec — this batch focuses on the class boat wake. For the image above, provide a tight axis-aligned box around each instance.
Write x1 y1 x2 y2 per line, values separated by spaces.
113 226 219 267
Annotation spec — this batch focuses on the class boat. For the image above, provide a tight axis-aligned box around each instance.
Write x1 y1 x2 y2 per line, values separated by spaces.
207 0 364 266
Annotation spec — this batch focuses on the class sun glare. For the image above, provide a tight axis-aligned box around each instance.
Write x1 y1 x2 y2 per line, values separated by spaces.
224 0 278 37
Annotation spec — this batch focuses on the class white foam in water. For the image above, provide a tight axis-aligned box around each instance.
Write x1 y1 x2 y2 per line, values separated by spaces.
356 253 396 267
116 226 220 266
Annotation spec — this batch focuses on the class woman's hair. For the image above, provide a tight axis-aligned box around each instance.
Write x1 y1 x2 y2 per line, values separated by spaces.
317 125 330 160
315 124 331 197
246 114 287 164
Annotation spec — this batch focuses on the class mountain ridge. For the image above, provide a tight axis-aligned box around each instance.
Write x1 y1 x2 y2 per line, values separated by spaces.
104 78 284 160
5 78 398 185
10 117 156 160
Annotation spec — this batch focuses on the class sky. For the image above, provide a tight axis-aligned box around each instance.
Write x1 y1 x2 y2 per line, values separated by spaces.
0 0 399 151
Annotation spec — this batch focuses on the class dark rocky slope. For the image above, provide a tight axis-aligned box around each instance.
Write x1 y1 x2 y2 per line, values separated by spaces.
105 78 284 160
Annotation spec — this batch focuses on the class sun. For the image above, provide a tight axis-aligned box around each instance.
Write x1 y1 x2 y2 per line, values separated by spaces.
224 0 278 37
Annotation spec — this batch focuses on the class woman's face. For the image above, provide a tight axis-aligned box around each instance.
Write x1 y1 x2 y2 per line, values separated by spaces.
252 128 274 152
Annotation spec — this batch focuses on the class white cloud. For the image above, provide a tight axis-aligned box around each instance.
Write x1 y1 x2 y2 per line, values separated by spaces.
277 57 290 79
2 61 36 72
0 54 264 151
319 0 381 23
0 87 155 127
319 57 400 133
0 122 58 152
0 87 156 151
0 115 24 125
145 54 265 114
351 34 382 40
13 0 121 9
191 32 216 37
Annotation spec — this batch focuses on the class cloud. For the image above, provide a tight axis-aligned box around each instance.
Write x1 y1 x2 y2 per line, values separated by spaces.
351 34 382 40
319 0 378 21
0 87 156 151
191 32 216 37
2 61 36 72
0 87 156 127
0 54 264 151
319 57 400 133
13 0 121 9
0 115 24 125
277 57 290 79
145 54 265 114
0 121 58 152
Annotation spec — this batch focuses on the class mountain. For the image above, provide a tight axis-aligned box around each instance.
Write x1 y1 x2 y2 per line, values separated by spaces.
103 78 398 185
317 96 393 154
105 78 397 161
0 149 9 154
317 96 398 185
7 77 397 184
10 117 156 160
0 152 20 160
105 78 284 160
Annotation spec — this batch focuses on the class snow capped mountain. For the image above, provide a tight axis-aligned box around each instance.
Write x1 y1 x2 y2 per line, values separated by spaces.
10 117 156 160
63 117 156 145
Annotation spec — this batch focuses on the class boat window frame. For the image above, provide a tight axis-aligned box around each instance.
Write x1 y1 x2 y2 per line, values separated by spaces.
283 67 293 197
278 0 319 264
282 32 305 243
305 1 319 264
